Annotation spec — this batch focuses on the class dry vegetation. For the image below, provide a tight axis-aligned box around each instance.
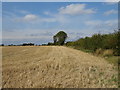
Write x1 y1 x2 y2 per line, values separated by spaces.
2 46 118 88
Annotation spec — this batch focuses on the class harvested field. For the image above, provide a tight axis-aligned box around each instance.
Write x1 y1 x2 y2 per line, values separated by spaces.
2 46 118 88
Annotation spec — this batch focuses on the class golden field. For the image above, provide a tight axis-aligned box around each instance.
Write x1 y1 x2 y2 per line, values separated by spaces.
2 46 118 88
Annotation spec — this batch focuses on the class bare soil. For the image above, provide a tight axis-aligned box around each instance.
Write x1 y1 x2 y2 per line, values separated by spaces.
2 46 118 88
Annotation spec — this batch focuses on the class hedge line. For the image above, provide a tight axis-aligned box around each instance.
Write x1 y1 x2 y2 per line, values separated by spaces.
65 30 120 56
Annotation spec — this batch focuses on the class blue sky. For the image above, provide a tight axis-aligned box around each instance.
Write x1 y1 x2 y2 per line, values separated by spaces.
2 2 118 45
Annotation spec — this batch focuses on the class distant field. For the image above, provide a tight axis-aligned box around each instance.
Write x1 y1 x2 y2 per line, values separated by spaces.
2 46 118 88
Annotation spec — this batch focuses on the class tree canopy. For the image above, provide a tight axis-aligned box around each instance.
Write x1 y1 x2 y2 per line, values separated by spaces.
53 31 67 45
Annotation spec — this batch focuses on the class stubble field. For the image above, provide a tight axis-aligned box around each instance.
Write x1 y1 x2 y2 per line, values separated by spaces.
2 46 118 88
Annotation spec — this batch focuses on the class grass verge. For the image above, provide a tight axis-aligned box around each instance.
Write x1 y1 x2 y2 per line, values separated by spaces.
66 46 119 66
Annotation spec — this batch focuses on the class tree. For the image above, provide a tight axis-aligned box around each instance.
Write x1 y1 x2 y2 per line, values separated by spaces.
22 43 34 46
1 44 4 46
53 31 67 45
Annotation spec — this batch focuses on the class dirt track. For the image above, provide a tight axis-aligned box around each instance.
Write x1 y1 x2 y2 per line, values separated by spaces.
2 46 118 88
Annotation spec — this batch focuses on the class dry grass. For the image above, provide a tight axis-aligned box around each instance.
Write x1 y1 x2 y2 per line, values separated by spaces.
2 46 118 88
103 49 114 57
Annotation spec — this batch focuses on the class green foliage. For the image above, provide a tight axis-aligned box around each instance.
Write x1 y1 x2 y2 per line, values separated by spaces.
53 31 67 45
47 42 54 45
66 30 120 56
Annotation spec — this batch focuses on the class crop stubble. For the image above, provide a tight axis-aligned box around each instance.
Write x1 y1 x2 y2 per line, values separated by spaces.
2 46 118 88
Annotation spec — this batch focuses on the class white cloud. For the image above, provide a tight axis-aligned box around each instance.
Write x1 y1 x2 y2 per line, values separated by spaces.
14 14 39 22
105 2 118 5
14 14 57 23
104 20 118 26
14 12 69 24
23 14 38 21
43 11 51 15
85 19 117 26
59 4 96 15
85 19 118 32
2 29 54 40
104 9 118 16
104 0 119 2
85 20 102 26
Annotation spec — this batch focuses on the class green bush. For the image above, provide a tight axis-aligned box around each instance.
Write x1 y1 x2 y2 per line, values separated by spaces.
65 30 120 56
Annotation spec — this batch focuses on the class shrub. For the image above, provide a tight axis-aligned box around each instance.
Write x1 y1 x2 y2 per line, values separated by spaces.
66 30 120 56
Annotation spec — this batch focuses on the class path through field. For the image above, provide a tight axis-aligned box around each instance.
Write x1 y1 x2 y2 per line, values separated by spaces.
2 46 118 88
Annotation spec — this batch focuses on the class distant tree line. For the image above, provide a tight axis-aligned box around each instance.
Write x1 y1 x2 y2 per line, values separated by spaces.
22 43 34 46
65 30 120 56
1 30 119 56
1 43 35 46
0 44 4 46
